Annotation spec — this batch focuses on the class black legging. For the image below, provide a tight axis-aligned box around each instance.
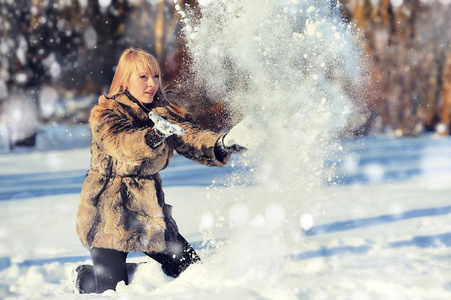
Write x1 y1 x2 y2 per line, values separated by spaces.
80 233 201 294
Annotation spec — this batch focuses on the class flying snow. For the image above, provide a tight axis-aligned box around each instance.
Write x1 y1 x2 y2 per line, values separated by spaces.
178 0 366 286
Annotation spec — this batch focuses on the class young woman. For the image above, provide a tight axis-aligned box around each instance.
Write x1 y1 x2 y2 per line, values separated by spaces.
74 48 253 294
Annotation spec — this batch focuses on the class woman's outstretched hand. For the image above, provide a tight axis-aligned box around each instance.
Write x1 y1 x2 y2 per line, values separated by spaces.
221 115 265 151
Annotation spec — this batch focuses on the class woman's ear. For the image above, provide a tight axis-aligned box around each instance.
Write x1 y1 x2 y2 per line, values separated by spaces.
122 78 129 90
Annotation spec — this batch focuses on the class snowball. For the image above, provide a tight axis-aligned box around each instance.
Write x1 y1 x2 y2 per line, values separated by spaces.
300 213 314 230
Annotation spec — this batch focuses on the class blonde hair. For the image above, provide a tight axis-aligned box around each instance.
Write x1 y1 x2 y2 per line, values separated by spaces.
107 48 186 118
107 48 163 98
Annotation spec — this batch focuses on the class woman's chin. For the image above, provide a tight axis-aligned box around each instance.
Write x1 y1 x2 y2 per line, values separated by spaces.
140 96 154 104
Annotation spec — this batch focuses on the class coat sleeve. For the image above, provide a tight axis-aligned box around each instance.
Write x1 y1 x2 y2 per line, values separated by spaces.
90 104 165 165
167 115 232 167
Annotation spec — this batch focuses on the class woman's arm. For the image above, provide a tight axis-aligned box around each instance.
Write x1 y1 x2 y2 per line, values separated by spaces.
90 104 165 165
172 120 231 167
156 109 231 167
171 114 263 166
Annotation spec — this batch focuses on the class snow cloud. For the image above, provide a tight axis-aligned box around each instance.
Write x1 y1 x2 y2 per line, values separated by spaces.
180 0 366 285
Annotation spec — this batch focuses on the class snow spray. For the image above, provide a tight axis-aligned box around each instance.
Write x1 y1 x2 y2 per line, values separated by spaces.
176 0 366 286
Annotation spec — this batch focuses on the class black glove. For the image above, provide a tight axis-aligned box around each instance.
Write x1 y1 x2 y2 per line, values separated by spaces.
216 133 247 153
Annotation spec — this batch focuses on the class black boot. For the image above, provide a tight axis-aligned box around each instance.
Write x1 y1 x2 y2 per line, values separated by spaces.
73 262 144 294
146 233 201 278
74 264 96 294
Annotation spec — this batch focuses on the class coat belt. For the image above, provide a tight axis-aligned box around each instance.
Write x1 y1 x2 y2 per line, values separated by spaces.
90 169 159 180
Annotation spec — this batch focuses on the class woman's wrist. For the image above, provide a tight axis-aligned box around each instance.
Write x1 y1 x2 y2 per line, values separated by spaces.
216 134 246 153
145 128 166 148
214 134 232 163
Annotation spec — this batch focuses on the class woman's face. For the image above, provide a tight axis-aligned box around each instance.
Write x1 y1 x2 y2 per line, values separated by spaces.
127 71 160 104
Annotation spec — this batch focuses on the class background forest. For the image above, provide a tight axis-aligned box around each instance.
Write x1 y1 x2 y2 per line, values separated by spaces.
1 0 451 149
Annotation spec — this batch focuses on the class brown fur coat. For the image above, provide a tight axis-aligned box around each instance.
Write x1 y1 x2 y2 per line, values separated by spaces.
76 93 229 253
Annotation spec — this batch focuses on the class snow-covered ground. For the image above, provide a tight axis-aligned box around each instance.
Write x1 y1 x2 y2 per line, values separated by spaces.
1 125 451 299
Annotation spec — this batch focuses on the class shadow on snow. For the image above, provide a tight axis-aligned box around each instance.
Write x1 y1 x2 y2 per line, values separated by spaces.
295 232 451 260
295 206 451 260
304 205 451 236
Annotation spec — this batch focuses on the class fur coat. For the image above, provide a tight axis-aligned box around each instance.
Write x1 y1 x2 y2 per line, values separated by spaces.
76 93 229 253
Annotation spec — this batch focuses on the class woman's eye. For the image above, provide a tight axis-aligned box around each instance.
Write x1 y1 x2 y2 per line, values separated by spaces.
154 74 160 79
140 75 147 79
